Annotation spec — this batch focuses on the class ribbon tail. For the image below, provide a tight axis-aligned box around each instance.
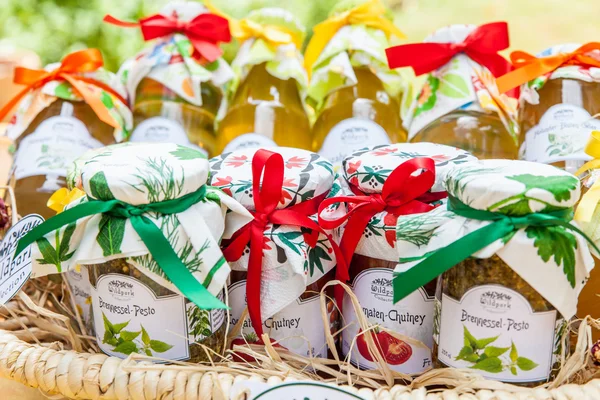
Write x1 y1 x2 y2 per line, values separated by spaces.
189 37 223 63
496 59 560 94
246 224 266 336
62 74 119 129
103 15 139 28
131 215 227 310
0 84 36 122
393 220 513 303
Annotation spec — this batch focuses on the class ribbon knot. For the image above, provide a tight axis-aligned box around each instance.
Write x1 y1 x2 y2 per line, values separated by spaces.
104 12 231 63
386 21 512 78
0 49 123 129
106 203 147 219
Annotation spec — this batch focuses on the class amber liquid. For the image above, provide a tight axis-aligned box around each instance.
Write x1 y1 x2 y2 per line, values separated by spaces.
11 100 114 219
412 111 517 159
578 256 600 342
520 78 600 172
312 67 406 152
217 63 311 153
133 77 222 157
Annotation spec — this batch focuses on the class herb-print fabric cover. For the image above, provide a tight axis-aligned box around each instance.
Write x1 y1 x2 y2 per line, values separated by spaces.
210 147 336 320
119 2 234 107
394 159 594 318
5 64 132 142
30 143 253 300
321 143 475 262
520 43 600 105
403 25 518 142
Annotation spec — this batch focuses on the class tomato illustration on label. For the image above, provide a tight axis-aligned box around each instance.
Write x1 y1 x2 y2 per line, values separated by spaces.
356 328 412 365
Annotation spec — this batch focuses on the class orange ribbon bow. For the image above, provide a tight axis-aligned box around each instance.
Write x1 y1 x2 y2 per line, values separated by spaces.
0 49 122 129
496 42 600 94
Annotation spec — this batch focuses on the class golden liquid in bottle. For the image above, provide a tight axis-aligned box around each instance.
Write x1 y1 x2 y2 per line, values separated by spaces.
217 63 311 153
312 67 406 162
133 77 222 157
519 78 600 172
411 111 518 159
11 100 114 219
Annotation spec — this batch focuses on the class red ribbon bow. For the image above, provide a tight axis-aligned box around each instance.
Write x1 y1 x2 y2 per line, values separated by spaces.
104 13 231 63
222 149 345 336
318 158 445 306
385 22 512 78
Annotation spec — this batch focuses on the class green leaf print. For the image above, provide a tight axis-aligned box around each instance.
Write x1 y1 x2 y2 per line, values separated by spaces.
141 326 151 346
496 199 533 216
483 346 510 357
54 82 73 98
169 145 207 160
35 223 77 272
36 238 60 268
89 171 115 200
507 174 579 203
119 330 141 342
113 341 138 355
516 357 539 371
100 91 114 109
525 225 577 287
150 340 173 353
414 75 440 117
101 313 173 356
97 215 126 256
308 245 332 276
510 341 518 362
439 73 470 99
470 356 503 373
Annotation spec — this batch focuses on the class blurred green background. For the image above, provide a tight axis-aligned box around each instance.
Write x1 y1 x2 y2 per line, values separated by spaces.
1 0 599 71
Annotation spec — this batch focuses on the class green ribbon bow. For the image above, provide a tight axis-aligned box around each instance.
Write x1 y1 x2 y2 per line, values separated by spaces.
15 185 228 310
392 196 600 304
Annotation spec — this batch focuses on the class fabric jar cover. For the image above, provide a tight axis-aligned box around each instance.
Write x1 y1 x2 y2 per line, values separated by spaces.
320 142 476 263
519 44 600 106
209 147 337 320
118 1 234 108
5 60 132 143
394 159 594 319
306 0 412 118
402 25 518 142
28 142 253 302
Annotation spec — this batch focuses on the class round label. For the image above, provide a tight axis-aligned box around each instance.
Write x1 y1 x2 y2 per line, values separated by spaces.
341 268 434 373
318 118 391 166
130 117 208 157
222 133 278 154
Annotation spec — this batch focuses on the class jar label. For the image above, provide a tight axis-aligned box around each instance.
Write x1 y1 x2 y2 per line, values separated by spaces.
437 285 558 383
228 280 330 358
186 292 225 342
130 117 208 157
318 118 390 166
523 103 600 164
65 266 93 331
91 274 190 361
341 268 434 373
12 115 103 180
222 133 277 154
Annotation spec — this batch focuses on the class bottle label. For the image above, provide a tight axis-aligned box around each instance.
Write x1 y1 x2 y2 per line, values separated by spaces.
222 133 277 154
186 292 225 342
91 274 190 361
65 266 93 331
341 268 434 373
522 104 600 164
318 118 390 166
228 280 330 358
437 285 558 383
130 117 208 157
12 115 103 180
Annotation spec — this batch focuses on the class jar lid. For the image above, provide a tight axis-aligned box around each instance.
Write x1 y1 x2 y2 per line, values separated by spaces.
342 143 476 194
209 147 334 210
446 159 580 214
80 142 209 205
158 1 209 21
423 24 477 44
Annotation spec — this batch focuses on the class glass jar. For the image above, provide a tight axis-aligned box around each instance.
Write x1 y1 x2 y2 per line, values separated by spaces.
210 147 339 359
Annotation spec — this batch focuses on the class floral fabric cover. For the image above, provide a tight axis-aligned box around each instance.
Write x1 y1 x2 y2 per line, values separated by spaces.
5 64 132 143
520 43 600 105
403 25 518 142
209 147 337 320
119 2 234 107
30 142 253 300
321 142 476 262
394 159 594 319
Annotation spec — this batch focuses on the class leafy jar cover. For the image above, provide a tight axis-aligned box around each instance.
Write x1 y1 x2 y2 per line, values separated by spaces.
16 142 252 362
210 147 341 359
393 159 595 384
318 142 475 374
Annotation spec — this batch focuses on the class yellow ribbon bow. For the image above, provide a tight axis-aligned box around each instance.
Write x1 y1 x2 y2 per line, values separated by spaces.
575 130 600 223
47 187 86 214
304 0 405 77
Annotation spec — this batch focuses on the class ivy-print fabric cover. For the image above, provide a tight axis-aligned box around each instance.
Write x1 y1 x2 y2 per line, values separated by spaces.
321 143 476 262
209 147 336 320
30 142 253 301
394 159 594 319
307 24 411 117
5 63 132 143
119 2 234 107
520 43 600 105
403 25 518 142
229 8 307 102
